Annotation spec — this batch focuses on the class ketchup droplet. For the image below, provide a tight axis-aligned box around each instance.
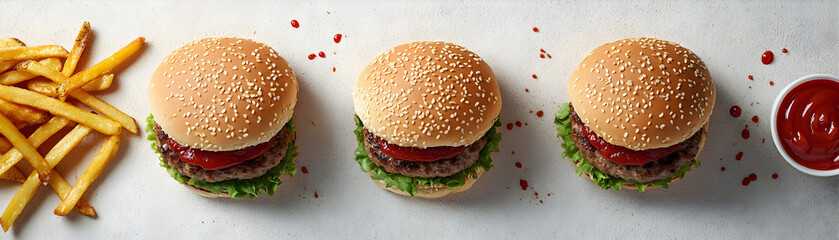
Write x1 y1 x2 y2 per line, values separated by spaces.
301 167 309 174
752 116 759 123
539 54 545 58
749 173 757 181
782 48 788 53
515 162 522 168
539 48 546 53
332 67 336 72
307 54 316 60
748 75 754 80
736 152 744 161
769 81 774 86
742 178 751 186
290 20 299 28
741 128 750 139
314 192 319 198
536 111 544 118
506 123 513 130
515 121 522 127
525 88 530 93
532 74 538 79
730 105 742 117
761 51 774 65
318 51 326 58
519 179 529 190
772 173 778 179
721 167 726 171
333 34 342 43
532 27 539 32
547 54 552 58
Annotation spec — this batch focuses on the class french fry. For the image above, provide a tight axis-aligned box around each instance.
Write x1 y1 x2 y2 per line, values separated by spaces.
0 98 49 127
56 37 144 98
55 135 120 216
0 86 120 135
0 173 40 232
81 74 113 91
47 171 96 217
0 116 70 177
0 166 25 183
0 137 10 153
0 45 68 61
22 78 138 134
0 113 51 182
0 58 62 85
61 22 91 76
0 38 25 73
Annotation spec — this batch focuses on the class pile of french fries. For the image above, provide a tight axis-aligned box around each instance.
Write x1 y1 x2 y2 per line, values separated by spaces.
0 22 143 231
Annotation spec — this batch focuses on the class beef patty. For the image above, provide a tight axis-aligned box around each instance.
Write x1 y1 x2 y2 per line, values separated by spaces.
362 128 488 178
154 124 293 183
569 107 702 183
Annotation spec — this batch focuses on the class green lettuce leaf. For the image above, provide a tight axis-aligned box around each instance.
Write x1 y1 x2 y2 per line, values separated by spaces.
554 103 698 192
353 116 501 196
146 115 297 199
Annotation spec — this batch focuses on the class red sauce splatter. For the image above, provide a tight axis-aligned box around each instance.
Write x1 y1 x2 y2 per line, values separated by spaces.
736 152 744 161
506 123 513 130
532 27 539 32
769 81 774 86
314 192 319 198
290 20 299 28
525 88 530 92
748 75 754 80
332 67 336 72
536 111 544 118
540 49 546 53
729 105 741 117
539 54 545 58
534 192 539 197
532 74 537 79
772 173 778 179
762 138 766 143
721 167 726 171
749 173 757 181
741 127 750 139
782 48 788 53
333 34 342 43
515 162 522 168
301 167 309 174
547 193 551 196
539 200 543 203
519 179 529 190
307 54 316 60
318 51 326 58
511 151 515 155
547 54 552 58
515 121 522 127
751 115 759 123
742 177 751 186
761 50 774 65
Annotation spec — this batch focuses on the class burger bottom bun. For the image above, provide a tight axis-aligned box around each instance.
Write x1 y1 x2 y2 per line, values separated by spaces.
585 125 708 190
177 170 294 199
370 168 484 198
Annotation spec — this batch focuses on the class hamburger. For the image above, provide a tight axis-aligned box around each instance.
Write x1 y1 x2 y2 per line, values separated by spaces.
353 41 502 198
146 37 299 198
555 38 714 191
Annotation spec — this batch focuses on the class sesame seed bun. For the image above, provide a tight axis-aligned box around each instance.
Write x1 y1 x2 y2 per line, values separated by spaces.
149 37 298 151
370 168 483 198
568 38 715 150
353 41 502 148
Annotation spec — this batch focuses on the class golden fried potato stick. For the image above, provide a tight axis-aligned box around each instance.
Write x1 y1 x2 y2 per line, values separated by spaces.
81 74 113 92
0 99 49 127
48 171 96 216
20 64 138 134
0 45 68 61
61 22 91 76
55 135 119 216
25 79 58 96
0 58 62 85
0 166 25 183
0 117 70 177
0 137 11 153
0 86 120 135
56 37 144 98
0 38 26 73
0 113 51 182
0 173 39 232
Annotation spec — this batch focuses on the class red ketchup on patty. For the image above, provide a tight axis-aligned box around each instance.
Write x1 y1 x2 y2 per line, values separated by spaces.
776 79 839 170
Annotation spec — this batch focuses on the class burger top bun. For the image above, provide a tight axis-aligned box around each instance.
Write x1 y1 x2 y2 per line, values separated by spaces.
149 37 298 151
568 38 714 150
353 41 502 148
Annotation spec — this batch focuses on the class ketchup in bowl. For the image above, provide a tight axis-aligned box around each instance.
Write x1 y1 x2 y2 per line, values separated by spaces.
775 79 839 171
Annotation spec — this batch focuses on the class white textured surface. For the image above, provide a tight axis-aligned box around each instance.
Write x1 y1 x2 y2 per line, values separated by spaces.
1 0 837 239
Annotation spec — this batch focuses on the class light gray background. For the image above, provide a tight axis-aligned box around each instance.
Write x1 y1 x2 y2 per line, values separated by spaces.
1 0 837 239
